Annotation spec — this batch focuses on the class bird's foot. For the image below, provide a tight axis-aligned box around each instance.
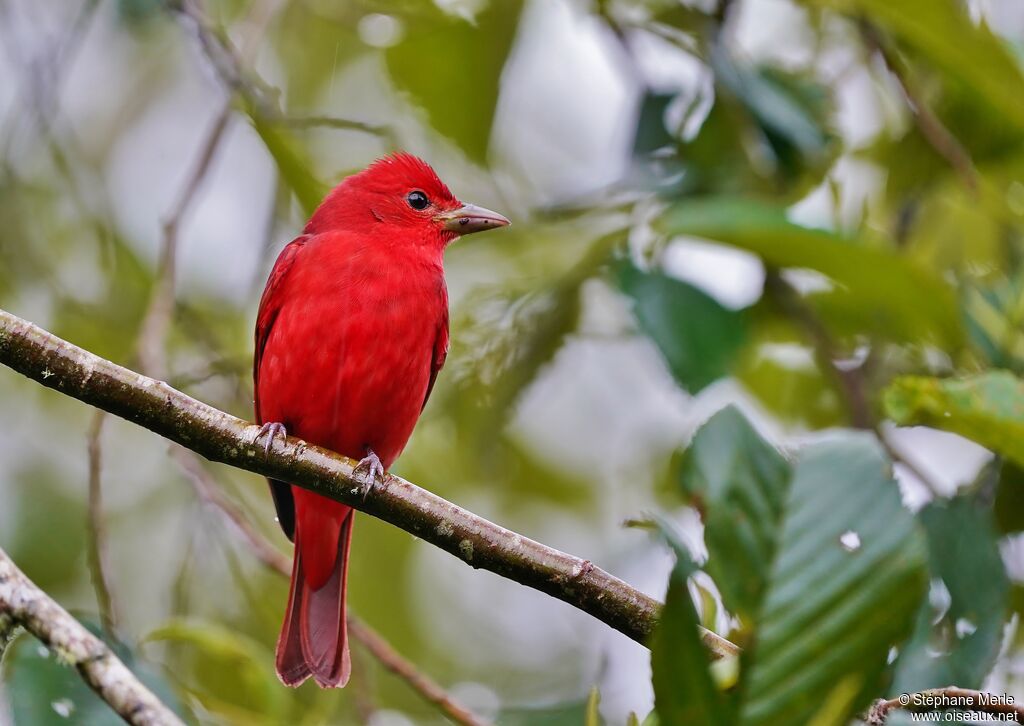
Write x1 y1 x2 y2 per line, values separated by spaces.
354 449 386 502
253 421 287 456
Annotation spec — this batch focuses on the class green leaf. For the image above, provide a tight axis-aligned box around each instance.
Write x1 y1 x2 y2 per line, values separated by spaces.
385 2 523 163
963 273 1024 375
734 313 844 428
664 52 835 198
652 528 732 726
710 46 833 175
673 409 928 725
679 407 791 623
249 113 328 217
994 460 1024 534
145 617 285 720
809 0 1024 131
737 436 927 724
618 262 749 393
656 198 963 346
883 372 1024 467
893 496 1009 693
633 91 677 156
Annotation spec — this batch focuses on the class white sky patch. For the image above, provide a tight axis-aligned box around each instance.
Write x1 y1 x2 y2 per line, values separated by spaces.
491 0 638 202
358 14 404 48
661 238 766 309
756 343 816 371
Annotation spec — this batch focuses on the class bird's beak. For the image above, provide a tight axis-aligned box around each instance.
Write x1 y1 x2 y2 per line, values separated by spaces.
437 203 510 235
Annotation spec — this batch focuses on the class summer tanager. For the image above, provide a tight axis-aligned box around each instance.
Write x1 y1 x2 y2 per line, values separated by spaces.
253 153 509 688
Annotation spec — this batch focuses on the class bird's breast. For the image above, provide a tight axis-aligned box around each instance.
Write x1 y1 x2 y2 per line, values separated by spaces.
256 249 447 467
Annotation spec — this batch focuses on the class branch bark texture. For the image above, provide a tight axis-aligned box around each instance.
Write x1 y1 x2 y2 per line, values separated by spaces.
0 308 739 658
0 547 183 726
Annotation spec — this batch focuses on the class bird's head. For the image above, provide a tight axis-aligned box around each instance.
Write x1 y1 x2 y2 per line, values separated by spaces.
305 152 510 245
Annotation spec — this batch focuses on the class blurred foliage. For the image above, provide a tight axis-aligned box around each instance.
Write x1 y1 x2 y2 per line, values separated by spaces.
3 618 186 726
618 262 749 392
2 0 1024 723
892 495 1008 695
884 372 1024 467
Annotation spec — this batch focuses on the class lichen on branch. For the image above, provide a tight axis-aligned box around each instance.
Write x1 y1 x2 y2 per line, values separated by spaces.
0 307 738 659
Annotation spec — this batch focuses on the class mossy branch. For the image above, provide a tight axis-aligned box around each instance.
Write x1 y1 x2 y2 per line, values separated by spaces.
0 307 739 659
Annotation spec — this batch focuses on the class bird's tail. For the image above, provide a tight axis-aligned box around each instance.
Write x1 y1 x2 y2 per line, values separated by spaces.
276 492 353 688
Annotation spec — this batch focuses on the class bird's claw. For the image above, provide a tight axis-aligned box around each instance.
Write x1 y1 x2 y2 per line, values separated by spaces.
354 450 386 502
254 421 287 457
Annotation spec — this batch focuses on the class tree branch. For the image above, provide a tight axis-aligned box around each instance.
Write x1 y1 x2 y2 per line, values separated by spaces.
86 409 119 638
0 307 739 659
764 271 944 495
866 687 1024 724
347 619 490 726
124 5 477 720
859 21 978 194
0 547 183 726
169 0 393 144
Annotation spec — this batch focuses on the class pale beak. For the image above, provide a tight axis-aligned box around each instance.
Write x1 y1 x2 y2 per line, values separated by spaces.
437 203 510 235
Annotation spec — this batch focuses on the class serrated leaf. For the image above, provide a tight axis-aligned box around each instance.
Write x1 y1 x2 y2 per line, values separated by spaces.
618 263 748 393
656 198 962 346
883 372 1024 467
893 496 1009 693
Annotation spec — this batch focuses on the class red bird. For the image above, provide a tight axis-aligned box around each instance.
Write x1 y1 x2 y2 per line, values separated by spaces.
253 153 509 688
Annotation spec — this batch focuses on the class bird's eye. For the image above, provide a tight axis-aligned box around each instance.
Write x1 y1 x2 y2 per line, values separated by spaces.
406 191 430 210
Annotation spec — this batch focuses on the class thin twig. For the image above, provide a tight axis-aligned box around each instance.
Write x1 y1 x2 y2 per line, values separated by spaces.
136 106 233 380
0 307 739 659
349 643 377 725
0 547 184 726
170 0 394 144
86 409 118 638
764 271 944 495
348 619 490 726
764 271 874 429
860 21 978 194
279 114 391 137
866 687 1024 724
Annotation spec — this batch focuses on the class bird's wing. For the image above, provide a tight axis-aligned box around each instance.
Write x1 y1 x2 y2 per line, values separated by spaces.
254 235 308 543
422 304 449 412
253 235 308 421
